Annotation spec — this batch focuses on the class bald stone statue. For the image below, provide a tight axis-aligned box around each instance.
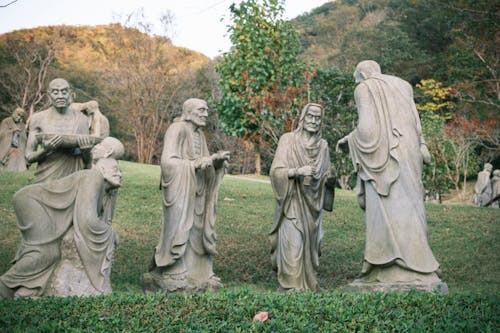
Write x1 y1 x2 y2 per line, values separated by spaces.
143 98 230 293
0 107 28 171
25 78 96 183
336 60 447 293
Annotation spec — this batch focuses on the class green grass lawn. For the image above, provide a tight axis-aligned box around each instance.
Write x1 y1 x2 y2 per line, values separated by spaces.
0 161 499 331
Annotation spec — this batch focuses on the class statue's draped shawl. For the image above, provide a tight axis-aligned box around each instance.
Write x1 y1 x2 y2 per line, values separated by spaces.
269 131 331 290
348 73 439 274
0 170 115 292
28 106 89 183
153 121 224 268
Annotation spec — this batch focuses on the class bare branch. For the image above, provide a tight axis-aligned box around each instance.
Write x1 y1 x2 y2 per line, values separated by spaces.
0 0 19 8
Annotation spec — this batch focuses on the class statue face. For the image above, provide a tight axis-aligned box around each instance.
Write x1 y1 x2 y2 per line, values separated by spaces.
92 143 109 161
12 110 25 123
98 158 122 189
303 105 322 134
188 101 209 128
48 79 72 109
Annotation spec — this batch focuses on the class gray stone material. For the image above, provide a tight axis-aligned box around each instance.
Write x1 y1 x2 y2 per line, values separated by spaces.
0 107 28 171
270 103 335 292
144 98 230 294
473 163 493 207
0 144 123 299
25 78 96 183
336 60 447 293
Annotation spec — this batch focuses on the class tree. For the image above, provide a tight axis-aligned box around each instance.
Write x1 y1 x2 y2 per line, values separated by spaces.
95 11 204 164
0 32 55 119
309 68 357 189
216 0 310 174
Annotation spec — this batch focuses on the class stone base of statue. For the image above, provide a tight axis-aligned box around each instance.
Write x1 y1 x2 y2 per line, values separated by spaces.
45 228 114 297
141 271 223 294
345 265 448 294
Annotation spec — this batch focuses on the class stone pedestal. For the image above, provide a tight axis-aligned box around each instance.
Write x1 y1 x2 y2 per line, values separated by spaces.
344 265 448 294
45 227 113 297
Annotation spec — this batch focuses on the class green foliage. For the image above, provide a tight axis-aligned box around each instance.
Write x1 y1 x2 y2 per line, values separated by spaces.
309 68 357 188
0 290 498 332
216 0 309 149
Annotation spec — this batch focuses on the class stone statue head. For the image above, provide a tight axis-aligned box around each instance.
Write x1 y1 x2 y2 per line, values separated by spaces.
484 163 493 172
84 100 99 115
48 78 72 110
95 157 122 189
180 98 208 128
12 107 26 123
92 137 125 162
354 60 381 83
296 103 324 137
493 169 500 178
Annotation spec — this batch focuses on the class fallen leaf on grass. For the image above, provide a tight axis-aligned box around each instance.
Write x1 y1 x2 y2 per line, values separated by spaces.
253 311 268 323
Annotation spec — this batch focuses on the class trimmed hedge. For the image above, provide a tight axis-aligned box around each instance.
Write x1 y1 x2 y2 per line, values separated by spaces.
1 288 498 332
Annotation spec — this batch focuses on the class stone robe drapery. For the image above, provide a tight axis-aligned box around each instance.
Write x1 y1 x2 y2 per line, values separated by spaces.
0 117 27 171
348 74 439 275
473 169 492 207
153 121 224 269
0 169 116 295
270 132 331 291
27 106 89 183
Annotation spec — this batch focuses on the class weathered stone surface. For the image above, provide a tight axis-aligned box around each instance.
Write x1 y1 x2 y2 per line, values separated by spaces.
336 60 446 293
473 163 493 207
25 78 95 184
0 107 27 172
145 98 229 293
270 103 335 292
0 149 123 299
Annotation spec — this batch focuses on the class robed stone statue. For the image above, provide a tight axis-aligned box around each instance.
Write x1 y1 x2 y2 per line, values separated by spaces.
270 103 335 291
143 98 230 293
336 60 447 293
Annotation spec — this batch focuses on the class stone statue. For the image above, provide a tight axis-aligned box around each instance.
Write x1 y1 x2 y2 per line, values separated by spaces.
0 107 28 171
25 78 98 184
472 163 493 207
0 149 123 299
73 100 110 138
270 103 335 292
489 169 500 208
336 60 447 293
143 98 230 293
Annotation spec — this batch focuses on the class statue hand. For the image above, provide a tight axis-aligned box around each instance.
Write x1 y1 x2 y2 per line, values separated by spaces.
297 166 314 176
78 135 94 149
213 150 230 162
194 157 213 170
421 144 431 165
335 136 348 153
44 135 63 152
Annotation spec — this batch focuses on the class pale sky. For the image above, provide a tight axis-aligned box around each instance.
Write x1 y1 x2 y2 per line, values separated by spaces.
0 0 331 58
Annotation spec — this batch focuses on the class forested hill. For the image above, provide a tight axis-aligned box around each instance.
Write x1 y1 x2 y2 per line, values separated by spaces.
292 0 498 105
0 24 209 118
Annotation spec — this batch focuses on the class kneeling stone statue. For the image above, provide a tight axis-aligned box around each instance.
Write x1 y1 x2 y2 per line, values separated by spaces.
0 138 124 298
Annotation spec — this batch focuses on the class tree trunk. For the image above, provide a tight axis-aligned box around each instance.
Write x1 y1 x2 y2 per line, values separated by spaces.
254 144 261 175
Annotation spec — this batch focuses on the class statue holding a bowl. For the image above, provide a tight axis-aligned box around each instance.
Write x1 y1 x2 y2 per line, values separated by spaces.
26 78 99 183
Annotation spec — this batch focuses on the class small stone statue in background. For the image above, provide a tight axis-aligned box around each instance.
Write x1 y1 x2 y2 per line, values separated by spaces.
25 78 96 183
143 98 230 293
472 163 493 207
336 60 447 293
0 107 28 171
269 103 335 292
489 169 500 208
73 100 110 138
0 137 124 298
